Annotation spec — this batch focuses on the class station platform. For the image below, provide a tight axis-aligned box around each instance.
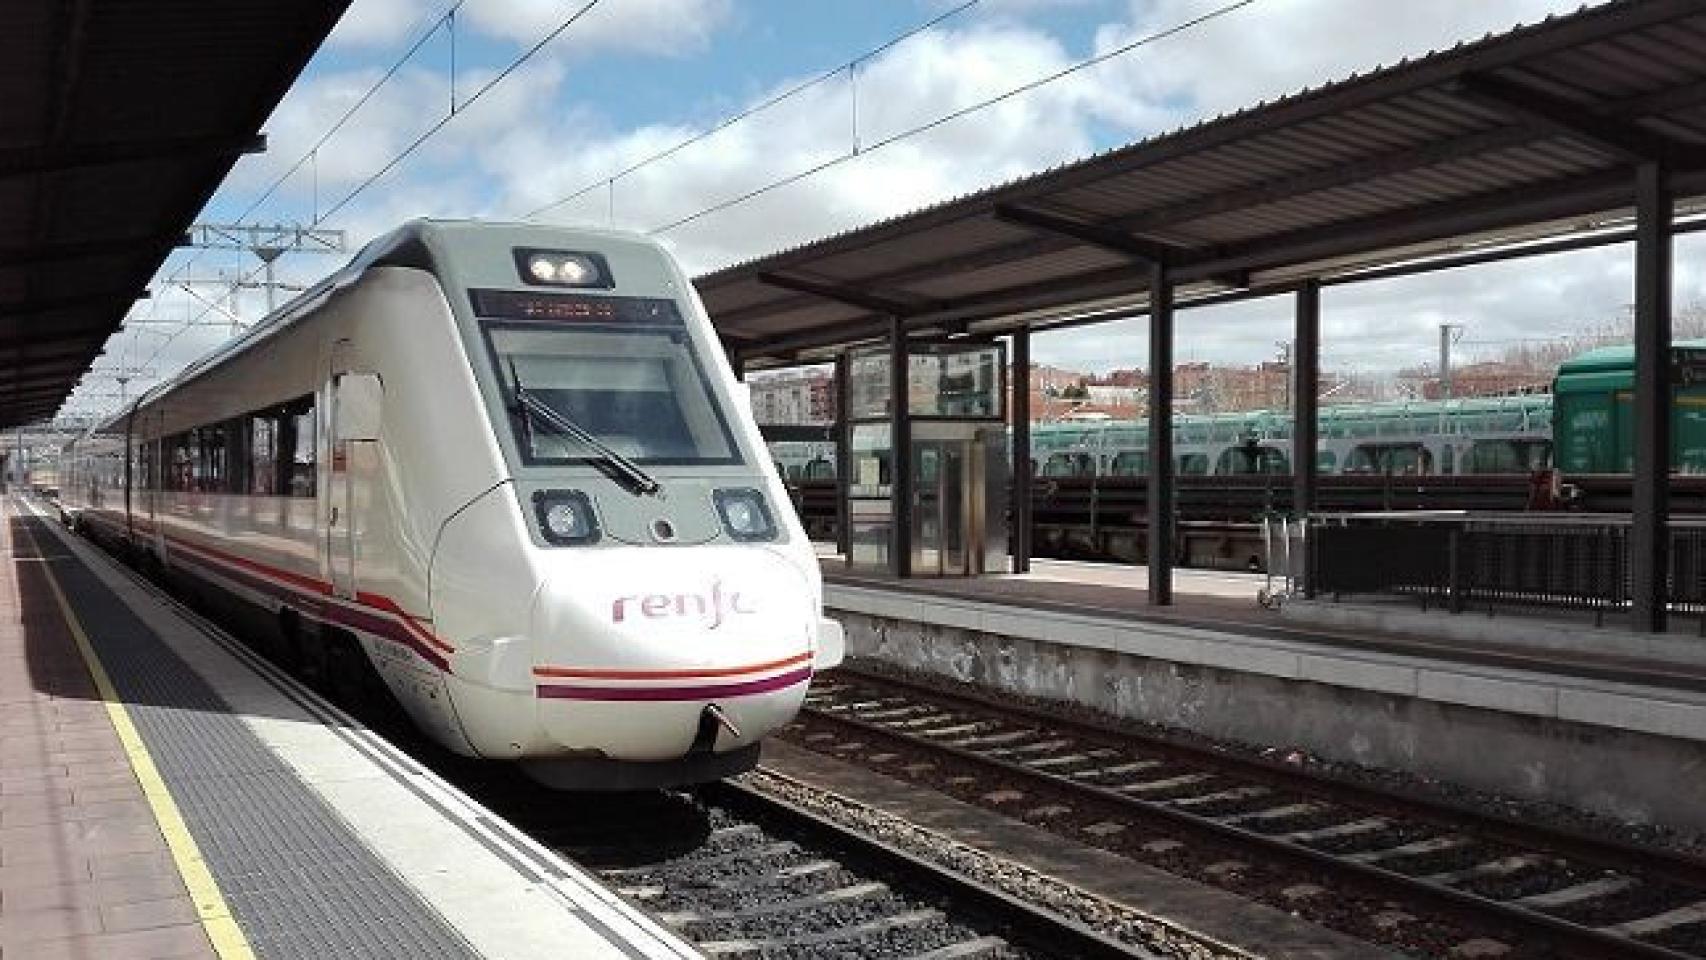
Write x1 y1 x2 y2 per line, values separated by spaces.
0 496 699 960
820 556 1706 834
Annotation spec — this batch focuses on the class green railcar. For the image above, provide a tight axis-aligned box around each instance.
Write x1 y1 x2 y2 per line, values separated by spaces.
1551 341 1706 473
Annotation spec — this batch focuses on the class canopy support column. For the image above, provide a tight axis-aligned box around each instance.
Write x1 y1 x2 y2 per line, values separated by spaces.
834 351 852 561
1632 161 1672 633
1147 264 1175 606
1293 278 1321 515
1011 327 1033 574
889 315 913 578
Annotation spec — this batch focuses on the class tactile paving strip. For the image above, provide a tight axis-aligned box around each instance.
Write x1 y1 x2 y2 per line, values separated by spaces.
37 519 482 960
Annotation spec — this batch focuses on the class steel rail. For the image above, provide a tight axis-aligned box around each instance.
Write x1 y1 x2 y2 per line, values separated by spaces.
803 668 1706 960
703 775 1156 960
840 667 1706 891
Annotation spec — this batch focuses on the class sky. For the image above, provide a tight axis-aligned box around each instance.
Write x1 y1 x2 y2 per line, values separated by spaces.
62 0 1703 417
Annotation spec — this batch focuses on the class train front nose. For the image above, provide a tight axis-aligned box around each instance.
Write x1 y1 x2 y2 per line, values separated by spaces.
527 549 819 761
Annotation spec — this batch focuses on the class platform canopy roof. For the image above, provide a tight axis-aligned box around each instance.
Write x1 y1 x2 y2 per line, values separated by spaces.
697 0 1706 370
0 0 349 429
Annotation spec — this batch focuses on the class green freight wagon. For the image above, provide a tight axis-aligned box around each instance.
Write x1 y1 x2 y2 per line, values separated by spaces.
1552 340 1706 473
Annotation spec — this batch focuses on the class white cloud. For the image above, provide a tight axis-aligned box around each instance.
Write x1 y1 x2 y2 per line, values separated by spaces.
76 0 1668 417
326 0 732 56
325 0 441 49
461 0 733 56
1091 0 1595 130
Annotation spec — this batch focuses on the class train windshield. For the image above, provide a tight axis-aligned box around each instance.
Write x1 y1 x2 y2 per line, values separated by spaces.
483 313 741 467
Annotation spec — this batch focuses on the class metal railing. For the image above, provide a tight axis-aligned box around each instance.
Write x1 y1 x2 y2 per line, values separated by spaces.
1309 512 1706 629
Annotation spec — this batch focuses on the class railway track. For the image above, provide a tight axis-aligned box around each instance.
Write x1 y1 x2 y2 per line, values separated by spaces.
794 666 1706 959
67 521 1163 960
524 776 1157 960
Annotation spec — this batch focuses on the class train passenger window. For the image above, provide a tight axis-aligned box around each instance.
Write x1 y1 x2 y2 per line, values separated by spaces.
1041 453 1091 477
138 442 154 492
249 413 278 495
1215 443 1289 475
1346 442 1432 475
1177 454 1209 475
168 433 194 492
225 417 250 494
1316 451 1336 473
278 396 317 497
195 423 228 493
1109 452 1148 476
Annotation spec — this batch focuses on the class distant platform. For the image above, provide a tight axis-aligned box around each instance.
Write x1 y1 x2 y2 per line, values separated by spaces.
0 496 697 960
818 553 1706 832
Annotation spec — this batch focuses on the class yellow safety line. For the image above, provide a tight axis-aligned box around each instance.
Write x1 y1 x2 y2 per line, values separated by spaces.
12 502 256 960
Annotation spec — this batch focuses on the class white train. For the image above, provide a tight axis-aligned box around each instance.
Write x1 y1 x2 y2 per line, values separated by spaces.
59 220 842 789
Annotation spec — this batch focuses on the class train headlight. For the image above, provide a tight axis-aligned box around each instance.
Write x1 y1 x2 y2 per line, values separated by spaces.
514 249 613 289
714 488 776 542
533 490 600 545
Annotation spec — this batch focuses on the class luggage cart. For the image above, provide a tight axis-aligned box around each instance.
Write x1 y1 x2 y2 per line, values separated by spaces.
1257 515 1306 609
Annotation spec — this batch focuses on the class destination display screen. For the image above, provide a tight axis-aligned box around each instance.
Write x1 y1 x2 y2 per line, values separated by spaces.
469 289 682 326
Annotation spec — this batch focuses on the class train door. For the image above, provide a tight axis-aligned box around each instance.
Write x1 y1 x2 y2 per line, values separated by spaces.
326 369 383 600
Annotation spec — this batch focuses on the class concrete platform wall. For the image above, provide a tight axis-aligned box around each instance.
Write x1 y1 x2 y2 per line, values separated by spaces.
832 606 1706 833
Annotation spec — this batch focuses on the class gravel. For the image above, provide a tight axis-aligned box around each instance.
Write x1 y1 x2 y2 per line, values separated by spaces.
846 659 1706 859
797 669 1706 959
746 769 1234 960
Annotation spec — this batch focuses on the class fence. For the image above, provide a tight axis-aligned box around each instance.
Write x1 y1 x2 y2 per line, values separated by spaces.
1309 513 1706 628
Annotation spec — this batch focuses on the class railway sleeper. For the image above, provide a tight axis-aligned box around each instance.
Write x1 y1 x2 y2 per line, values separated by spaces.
906 936 1011 960
985 737 1075 758
1422 853 1550 887
696 908 943 956
942 728 1040 748
1069 759 1165 780
914 721 993 739
600 840 800 878
1604 898 1706 937
1166 785 1272 809
637 859 843 900
1277 817 1390 843
1514 874 1640 909
1215 802 1325 827
1113 773 1214 795
658 880 889 924
1342 834 1472 865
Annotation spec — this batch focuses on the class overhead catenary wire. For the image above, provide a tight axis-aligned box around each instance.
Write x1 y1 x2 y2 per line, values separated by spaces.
521 0 984 221
113 1 611 409
646 0 1259 236
84 0 1254 416
318 0 604 224
111 2 469 379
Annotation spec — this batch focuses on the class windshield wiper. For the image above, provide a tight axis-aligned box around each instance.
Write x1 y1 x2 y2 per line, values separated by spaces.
508 362 661 497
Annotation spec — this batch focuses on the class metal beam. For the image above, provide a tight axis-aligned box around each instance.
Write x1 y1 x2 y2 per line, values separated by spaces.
1175 167 1653 283
1631 162 1672 632
1147 263 1174 606
1452 73 1701 167
0 232 189 268
1113 80 1706 235
1011 327 1032 574
0 133 267 180
758 271 936 317
993 204 1172 264
0 289 141 319
713 235 1080 329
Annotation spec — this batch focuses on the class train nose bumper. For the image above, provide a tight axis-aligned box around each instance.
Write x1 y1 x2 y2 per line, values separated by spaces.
523 549 828 761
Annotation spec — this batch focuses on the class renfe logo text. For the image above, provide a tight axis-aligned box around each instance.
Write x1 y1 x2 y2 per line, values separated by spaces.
611 580 755 630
